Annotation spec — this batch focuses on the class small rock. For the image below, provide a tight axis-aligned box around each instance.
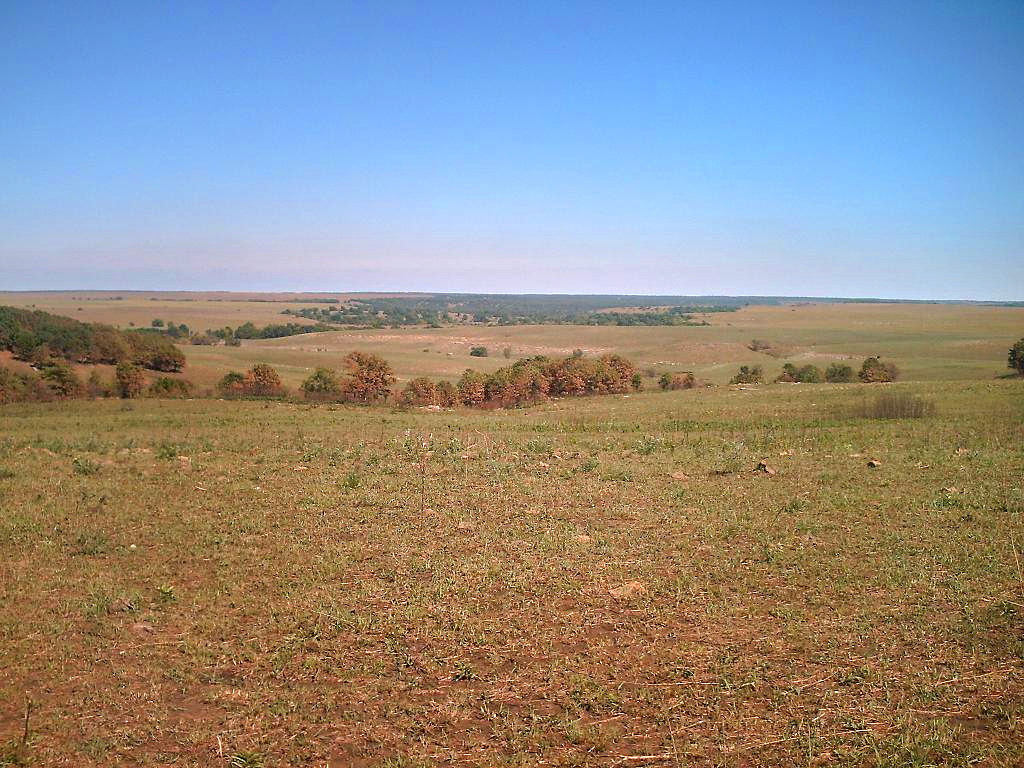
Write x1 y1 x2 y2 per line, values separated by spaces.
609 581 648 600
576 534 593 544
130 622 154 635
756 460 776 476
670 471 690 481
868 459 882 468
457 520 475 531
293 466 308 472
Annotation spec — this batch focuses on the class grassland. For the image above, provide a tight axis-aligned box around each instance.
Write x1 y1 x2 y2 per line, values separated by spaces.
1 380 1022 766
3 293 1021 389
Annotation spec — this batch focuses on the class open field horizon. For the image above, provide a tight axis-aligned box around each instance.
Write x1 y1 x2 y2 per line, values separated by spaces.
1 292 1021 389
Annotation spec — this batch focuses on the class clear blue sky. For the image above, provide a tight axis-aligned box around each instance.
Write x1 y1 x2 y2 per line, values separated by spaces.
2 1 1022 299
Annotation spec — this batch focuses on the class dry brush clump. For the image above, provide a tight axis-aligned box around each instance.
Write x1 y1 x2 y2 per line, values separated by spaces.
218 363 286 398
402 353 643 410
299 352 396 404
658 371 699 390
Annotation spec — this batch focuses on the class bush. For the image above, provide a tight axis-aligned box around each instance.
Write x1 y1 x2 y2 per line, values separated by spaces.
1009 339 1024 376
340 352 394 404
301 367 341 399
469 346 488 357
217 371 245 397
659 372 697 390
859 356 899 383
775 363 822 383
458 369 487 405
729 365 764 385
148 377 194 398
242 364 285 397
115 362 145 399
435 380 459 408
400 377 438 406
825 363 854 383
40 362 84 398
853 391 935 419
0 365 53 404
86 369 112 398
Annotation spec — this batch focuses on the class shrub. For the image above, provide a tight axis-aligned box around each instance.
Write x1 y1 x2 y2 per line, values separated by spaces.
217 371 245 397
301 367 341 399
729 365 764 384
435 380 459 408
458 369 487 406
659 372 697 390
854 391 935 419
859 356 899 383
825 363 855 383
242 364 285 397
631 373 644 391
0 365 52 404
1009 338 1024 376
40 362 84 398
400 377 438 406
340 352 394 404
776 363 822 383
148 377 194 398
469 346 488 357
115 362 145 399
86 369 112 398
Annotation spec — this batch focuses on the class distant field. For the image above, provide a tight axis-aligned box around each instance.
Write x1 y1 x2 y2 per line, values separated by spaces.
1 381 1022 765
1 292 1021 388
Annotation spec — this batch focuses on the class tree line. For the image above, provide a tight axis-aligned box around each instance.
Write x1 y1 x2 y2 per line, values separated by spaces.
0 306 184 371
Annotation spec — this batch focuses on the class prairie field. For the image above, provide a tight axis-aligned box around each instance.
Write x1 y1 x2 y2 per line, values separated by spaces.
2 292 1020 389
1 380 1022 766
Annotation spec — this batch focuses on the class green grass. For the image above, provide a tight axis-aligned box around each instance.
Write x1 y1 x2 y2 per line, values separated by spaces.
0 380 1022 765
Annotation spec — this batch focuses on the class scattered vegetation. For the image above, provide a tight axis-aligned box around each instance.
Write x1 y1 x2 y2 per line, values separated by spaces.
1009 337 1024 375
851 390 937 419
729 365 765 384
0 306 184 371
859 356 900 383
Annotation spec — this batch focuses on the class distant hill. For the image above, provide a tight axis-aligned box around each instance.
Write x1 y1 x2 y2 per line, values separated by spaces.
0 306 185 371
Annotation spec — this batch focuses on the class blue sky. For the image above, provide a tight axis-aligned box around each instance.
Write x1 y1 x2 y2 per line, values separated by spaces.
2 1 1022 299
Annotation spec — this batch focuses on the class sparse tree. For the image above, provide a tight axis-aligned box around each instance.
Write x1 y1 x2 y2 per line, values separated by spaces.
341 352 394 403
115 362 145 398
1009 338 1024 376
859 356 898 383
301 367 341 399
825 363 854 383
242 363 285 397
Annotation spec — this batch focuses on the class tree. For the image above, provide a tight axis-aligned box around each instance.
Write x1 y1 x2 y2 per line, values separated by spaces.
660 372 697 390
116 362 145 398
400 377 438 406
730 365 764 385
1009 338 1024 376
40 362 84 398
242 364 284 397
825 363 854 383
301 367 340 398
217 371 245 397
457 369 487 406
859 357 898 383
341 352 394 403
86 369 112 398
151 319 164 328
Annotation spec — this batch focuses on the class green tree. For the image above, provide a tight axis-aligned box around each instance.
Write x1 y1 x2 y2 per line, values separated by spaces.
1009 338 1024 376
825 363 854 383
301 367 341 398
859 357 898 383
